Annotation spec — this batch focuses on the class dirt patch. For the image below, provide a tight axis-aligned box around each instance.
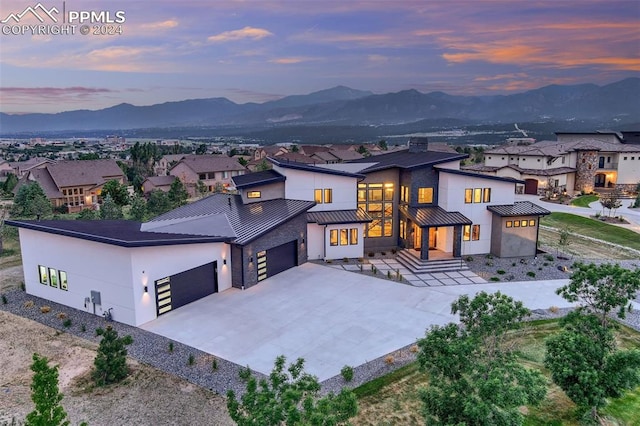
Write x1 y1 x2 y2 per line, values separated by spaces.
539 228 639 260
0 264 24 292
0 310 233 425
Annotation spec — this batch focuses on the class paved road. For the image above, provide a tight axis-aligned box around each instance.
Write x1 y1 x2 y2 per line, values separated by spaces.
516 194 640 232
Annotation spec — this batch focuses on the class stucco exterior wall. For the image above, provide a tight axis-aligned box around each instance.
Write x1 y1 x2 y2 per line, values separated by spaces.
438 172 515 255
239 181 285 204
617 153 640 184
490 215 539 258
274 165 357 211
18 228 229 326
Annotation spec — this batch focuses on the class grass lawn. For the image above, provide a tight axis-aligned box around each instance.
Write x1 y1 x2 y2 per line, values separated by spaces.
541 212 640 252
352 319 640 426
570 194 599 207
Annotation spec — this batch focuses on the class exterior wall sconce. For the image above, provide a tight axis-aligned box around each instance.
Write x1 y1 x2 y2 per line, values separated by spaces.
249 256 253 264
144 285 148 293
223 259 227 265
302 238 305 243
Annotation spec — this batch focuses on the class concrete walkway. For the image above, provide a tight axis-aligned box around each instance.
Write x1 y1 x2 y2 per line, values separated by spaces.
142 262 575 381
324 258 487 287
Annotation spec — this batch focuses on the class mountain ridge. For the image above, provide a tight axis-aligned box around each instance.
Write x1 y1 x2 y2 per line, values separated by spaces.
1 79 638 133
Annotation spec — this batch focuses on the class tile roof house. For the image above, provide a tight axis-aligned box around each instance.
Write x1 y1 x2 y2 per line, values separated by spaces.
8 136 549 328
169 155 246 195
10 157 56 177
15 159 125 213
465 131 640 195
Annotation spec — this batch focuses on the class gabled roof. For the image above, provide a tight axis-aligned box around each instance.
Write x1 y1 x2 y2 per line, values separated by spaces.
47 160 124 188
144 193 315 245
171 155 245 174
486 137 640 156
270 157 365 178
19 168 63 198
461 163 577 177
347 149 467 172
144 175 176 187
232 170 285 189
435 167 525 184
6 220 227 248
487 201 551 217
307 209 372 225
399 205 471 227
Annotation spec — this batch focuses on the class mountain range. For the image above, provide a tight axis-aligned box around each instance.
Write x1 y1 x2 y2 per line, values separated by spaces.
1 78 638 134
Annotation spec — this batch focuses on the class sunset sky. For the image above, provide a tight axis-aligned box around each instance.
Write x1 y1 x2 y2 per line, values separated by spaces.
0 0 638 114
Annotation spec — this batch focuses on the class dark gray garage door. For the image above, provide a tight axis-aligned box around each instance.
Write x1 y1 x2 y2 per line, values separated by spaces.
156 261 218 316
257 241 298 282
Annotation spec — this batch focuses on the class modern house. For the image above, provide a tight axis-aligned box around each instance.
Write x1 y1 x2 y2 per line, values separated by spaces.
465 131 640 195
169 155 246 195
14 159 125 213
8 138 549 327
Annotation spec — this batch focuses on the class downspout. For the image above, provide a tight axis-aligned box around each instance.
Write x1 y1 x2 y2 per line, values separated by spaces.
323 225 327 260
535 216 541 257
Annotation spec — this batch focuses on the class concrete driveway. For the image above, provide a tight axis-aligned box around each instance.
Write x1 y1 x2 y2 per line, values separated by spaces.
141 263 574 381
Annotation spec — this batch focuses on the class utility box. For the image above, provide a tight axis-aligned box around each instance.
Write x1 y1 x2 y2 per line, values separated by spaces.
90 290 101 305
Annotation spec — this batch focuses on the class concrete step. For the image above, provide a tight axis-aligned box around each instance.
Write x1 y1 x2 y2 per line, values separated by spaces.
397 250 469 273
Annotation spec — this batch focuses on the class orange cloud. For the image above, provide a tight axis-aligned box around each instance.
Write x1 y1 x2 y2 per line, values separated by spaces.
207 26 273 43
268 57 316 64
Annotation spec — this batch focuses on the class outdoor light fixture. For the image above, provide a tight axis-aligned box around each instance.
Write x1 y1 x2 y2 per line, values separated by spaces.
249 256 254 263
144 285 148 293
223 259 227 265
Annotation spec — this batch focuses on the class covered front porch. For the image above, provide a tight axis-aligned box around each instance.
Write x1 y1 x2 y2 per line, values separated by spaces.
398 205 471 261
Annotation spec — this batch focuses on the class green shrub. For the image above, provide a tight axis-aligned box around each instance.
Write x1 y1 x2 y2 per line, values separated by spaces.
489 277 500 282
485 254 494 259
544 254 554 261
511 262 516 267
1 294 7 304
485 261 493 267
188 354 195 366
527 271 536 277
20 281 25 291
93 326 133 386
543 262 549 266
465 256 474 262
81 324 86 332
168 342 174 353
212 358 218 371
62 319 72 328
496 270 506 275
341 365 354 382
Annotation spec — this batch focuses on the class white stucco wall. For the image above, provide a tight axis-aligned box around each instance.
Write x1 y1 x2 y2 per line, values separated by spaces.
617 153 640 184
438 172 515 255
323 224 365 260
307 224 325 260
273 165 357 211
18 228 229 326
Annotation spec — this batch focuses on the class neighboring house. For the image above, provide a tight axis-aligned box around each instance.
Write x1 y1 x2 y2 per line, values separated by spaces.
309 149 364 164
14 159 125 213
465 131 640 195
169 155 246 195
254 146 288 161
154 154 187 176
142 175 177 194
8 137 549 328
0 160 14 177
10 157 56 178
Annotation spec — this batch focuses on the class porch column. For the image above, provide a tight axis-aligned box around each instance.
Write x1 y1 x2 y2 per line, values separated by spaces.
420 226 429 260
452 225 462 258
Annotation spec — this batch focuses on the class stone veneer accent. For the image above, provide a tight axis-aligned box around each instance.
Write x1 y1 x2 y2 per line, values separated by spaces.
574 150 598 193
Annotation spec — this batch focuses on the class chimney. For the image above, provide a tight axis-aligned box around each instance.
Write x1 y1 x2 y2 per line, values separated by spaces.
408 137 429 153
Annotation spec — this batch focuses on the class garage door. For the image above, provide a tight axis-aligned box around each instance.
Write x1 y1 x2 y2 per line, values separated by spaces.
155 261 218 316
524 179 538 195
257 241 298 282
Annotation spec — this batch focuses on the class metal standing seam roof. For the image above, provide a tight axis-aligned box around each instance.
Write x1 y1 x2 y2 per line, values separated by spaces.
486 201 551 217
5 220 229 248
307 209 373 225
232 169 285 189
347 149 468 172
399 205 472 227
145 193 316 245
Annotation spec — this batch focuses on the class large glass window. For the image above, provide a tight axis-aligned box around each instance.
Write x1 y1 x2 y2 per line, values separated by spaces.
314 189 323 203
465 188 473 203
315 188 333 203
418 187 433 203
350 228 358 245
340 229 348 245
472 225 480 241
358 183 394 237
400 185 409 203
463 225 471 241
483 188 491 203
324 189 333 204
473 188 482 203
330 230 338 246
247 191 261 199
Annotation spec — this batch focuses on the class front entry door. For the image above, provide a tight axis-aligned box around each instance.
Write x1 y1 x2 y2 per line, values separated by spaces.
414 225 422 250
429 228 437 249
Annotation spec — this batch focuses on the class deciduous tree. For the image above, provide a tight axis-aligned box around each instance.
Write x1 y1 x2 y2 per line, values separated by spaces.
168 178 189 207
101 179 130 206
417 291 546 425
25 353 69 426
545 263 640 420
12 182 52 219
227 356 358 426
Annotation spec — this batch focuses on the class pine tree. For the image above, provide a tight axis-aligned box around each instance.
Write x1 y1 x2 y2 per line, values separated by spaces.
92 326 133 386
